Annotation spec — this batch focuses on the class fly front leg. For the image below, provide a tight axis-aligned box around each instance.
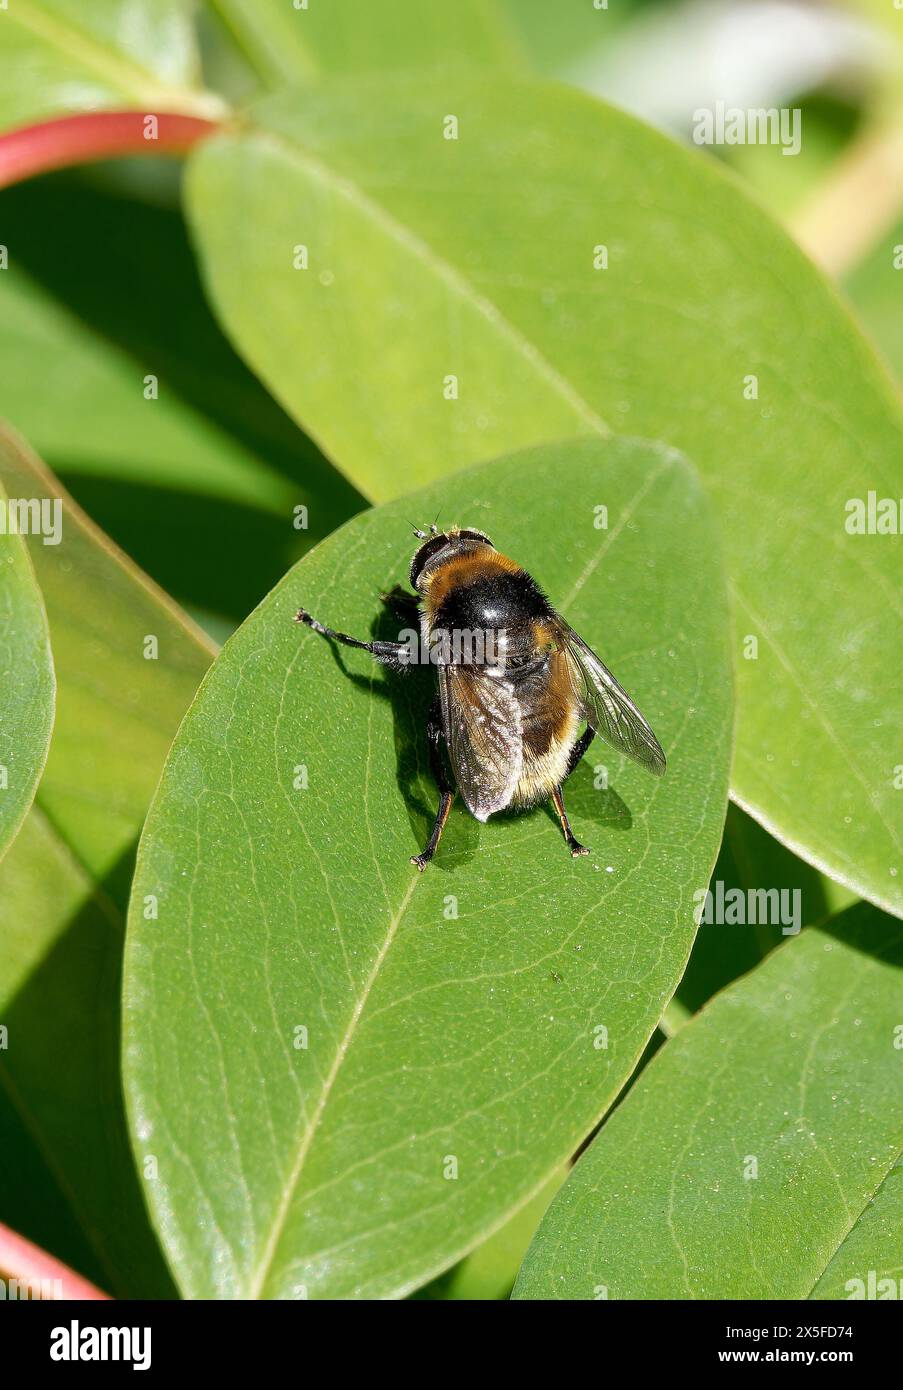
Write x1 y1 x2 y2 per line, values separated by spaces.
411 695 455 871
295 608 409 667
551 784 590 858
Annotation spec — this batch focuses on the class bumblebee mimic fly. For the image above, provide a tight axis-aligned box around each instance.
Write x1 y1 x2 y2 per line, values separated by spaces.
295 524 665 870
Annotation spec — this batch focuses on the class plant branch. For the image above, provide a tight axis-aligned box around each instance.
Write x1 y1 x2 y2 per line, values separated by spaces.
0 1220 110 1299
0 109 222 191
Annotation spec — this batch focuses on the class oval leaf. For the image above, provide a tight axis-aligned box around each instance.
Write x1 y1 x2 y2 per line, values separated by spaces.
513 902 903 1300
186 76 903 918
0 427 213 1295
123 436 732 1299
0 467 54 863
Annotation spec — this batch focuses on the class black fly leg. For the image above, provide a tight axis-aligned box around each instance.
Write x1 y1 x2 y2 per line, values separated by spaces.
553 726 594 858
565 724 595 778
411 695 454 871
551 785 590 858
295 608 408 667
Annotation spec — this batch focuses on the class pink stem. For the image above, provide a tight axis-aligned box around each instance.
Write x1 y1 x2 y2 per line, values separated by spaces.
0 1220 111 1300
0 109 221 190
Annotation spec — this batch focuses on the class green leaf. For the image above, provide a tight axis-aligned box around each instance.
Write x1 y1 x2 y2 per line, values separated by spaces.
0 173 364 624
0 475 54 864
414 1163 569 1300
186 76 903 917
208 0 525 88
0 0 222 129
844 217 903 389
0 427 213 1295
122 436 732 1299
513 902 903 1300
495 0 640 77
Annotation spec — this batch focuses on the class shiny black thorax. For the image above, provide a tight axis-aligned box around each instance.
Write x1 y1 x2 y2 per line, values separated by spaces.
432 567 552 638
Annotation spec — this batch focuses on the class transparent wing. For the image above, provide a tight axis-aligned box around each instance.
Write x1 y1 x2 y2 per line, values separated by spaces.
439 665 523 820
558 623 666 776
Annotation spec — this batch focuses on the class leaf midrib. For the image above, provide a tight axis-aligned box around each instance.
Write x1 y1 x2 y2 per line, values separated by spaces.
248 873 419 1298
236 127 612 440
7 0 222 116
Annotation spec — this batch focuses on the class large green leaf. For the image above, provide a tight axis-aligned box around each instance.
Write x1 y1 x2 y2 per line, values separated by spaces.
207 0 525 87
122 436 732 1299
0 476 54 863
186 77 903 919
513 902 903 1300
0 426 213 1295
0 0 221 130
0 172 364 624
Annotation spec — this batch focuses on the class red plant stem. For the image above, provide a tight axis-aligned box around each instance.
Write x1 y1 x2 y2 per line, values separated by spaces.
0 109 221 190
0 1221 110 1300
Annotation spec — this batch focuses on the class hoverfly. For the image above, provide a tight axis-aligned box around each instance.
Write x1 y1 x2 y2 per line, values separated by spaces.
295 524 665 869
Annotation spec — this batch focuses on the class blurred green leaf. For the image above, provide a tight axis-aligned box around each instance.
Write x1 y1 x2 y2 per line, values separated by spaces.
186 76 903 918
122 436 732 1299
0 426 213 1295
0 0 221 130
207 0 526 88
0 170 364 625
844 216 903 387
496 0 644 77
513 902 903 1299
0 476 53 864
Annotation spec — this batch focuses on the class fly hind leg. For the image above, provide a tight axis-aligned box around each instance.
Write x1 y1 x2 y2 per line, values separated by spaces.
551 784 590 858
565 724 595 779
552 724 594 858
411 695 454 871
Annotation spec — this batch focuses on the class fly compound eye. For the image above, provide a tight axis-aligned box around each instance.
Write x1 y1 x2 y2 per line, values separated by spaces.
409 532 450 587
457 529 494 548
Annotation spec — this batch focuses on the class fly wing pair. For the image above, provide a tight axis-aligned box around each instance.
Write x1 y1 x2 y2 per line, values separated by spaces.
438 618 666 821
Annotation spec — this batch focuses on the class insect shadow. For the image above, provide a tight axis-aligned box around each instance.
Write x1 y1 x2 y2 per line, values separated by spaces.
315 595 634 871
